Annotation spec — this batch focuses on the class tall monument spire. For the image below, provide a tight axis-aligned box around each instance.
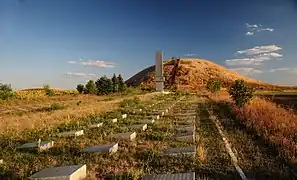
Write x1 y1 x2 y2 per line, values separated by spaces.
155 51 164 92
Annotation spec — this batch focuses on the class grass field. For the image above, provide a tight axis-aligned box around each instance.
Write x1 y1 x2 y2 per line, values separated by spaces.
1 91 297 179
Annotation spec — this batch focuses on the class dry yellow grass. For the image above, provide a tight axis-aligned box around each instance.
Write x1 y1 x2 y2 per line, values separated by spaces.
0 92 159 135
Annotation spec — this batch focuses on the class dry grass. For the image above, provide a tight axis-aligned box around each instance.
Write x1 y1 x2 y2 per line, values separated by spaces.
230 98 297 165
0 93 158 135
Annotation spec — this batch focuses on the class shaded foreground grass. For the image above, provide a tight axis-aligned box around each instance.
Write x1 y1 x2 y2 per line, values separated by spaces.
208 98 297 179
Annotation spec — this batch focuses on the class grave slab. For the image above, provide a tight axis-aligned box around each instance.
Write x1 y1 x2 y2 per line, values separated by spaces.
163 147 196 156
84 143 118 154
58 130 84 137
18 141 54 151
122 114 127 119
0 159 3 164
89 123 103 128
112 132 136 141
143 172 195 180
170 132 195 142
29 164 86 180
139 119 155 124
129 124 148 131
176 124 195 133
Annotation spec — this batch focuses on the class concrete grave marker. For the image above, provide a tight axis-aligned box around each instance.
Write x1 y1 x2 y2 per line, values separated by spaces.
112 132 136 141
58 130 84 137
163 146 196 156
89 123 103 128
29 164 86 180
84 143 118 154
170 131 195 142
176 124 195 133
143 172 195 180
18 140 54 151
0 159 3 164
122 114 127 119
111 118 118 123
129 124 148 131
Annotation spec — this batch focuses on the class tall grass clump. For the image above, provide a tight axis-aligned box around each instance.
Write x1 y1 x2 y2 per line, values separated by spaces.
231 98 297 164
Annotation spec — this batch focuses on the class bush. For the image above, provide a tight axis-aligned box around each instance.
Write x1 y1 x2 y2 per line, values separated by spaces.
95 76 113 95
0 83 16 100
228 79 255 107
85 80 97 94
206 79 221 93
76 84 84 94
43 84 54 96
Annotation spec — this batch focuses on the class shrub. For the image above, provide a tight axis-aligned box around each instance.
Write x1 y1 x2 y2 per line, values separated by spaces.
95 76 113 95
228 79 255 107
117 74 126 92
0 83 16 100
76 84 84 94
206 79 221 93
85 80 97 94
43 84 54 96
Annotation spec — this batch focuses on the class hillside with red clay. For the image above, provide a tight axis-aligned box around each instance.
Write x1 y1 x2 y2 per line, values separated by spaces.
125 58 295 91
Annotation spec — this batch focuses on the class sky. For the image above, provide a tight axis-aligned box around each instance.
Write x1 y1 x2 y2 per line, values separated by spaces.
1 0 297 89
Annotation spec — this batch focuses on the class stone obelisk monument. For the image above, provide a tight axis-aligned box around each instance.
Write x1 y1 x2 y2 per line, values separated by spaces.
155 50 164 92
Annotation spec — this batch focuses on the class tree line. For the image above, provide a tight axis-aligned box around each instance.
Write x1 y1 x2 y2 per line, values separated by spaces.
76 74 126 95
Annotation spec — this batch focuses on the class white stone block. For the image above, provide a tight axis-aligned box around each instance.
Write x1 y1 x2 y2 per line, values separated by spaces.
129 124 147 131
18 141 54 151
29 164 86 180
89 123 103 128
139 109 142 112
143 172 195 180
163 146 196 156
83 143 118 154
122 114 127 119
0 159 3 164
58 130 84 137
111 118 118 123
112 132 136 141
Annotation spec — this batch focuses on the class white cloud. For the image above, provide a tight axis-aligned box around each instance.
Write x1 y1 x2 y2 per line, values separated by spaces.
184 53 197 57
269 68 290 73
230 68 263 75
246 32 254 36
68 59 115 68
245 23 274 35
236 45 282 56
64 72 96 78
225 58 262 66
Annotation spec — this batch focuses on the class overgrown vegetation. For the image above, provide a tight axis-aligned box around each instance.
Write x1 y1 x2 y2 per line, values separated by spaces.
228 79 255 107
0 83 16 100
43 84 55 96
76 84 84 94
206 79 221 93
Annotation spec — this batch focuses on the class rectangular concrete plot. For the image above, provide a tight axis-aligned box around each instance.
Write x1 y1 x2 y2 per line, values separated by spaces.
89 123 103 128
129 124 148 131
163 146 196 156
143 172 195 180
29 164 86 180
176 124 195 133
18 141 54 151
58 130 84 137
112 132 136 141
84 143 118 154
171 131 195 142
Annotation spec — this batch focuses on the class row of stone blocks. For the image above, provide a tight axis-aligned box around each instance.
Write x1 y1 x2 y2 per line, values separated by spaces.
28 164 195 180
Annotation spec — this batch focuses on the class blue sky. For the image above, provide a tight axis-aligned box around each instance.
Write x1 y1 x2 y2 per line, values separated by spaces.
1 0 297 89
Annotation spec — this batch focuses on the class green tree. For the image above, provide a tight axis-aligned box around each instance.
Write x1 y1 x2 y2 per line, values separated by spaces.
85 80 97 94
43 84 54 96
76 84 84 94
117 74 126 92
111 73 119 93
0 83 16 100
228 79 255 107
95 76 113 95
206 79 221 93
